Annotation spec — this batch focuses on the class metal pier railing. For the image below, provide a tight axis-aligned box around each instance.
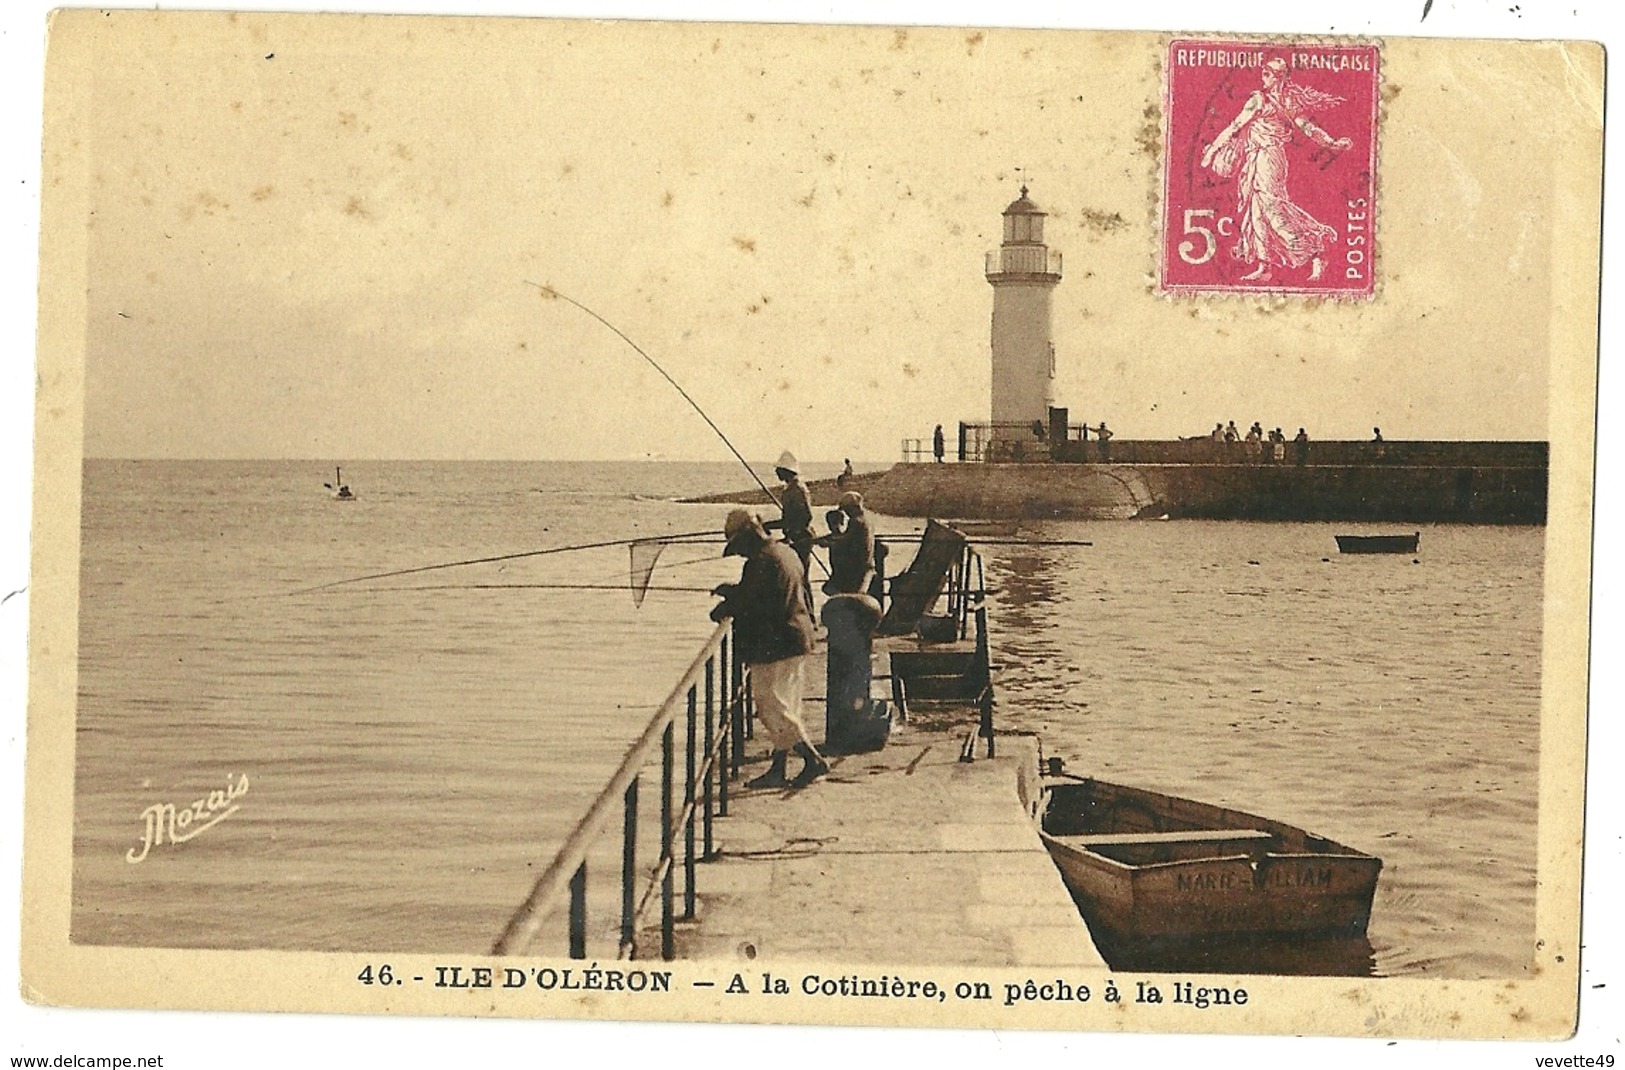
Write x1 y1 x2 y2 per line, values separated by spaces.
492 621 750 961
494 524 997 961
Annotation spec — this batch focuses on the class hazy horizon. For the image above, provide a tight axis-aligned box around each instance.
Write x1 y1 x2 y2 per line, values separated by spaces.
76 18 1569 462
80 430 1555 465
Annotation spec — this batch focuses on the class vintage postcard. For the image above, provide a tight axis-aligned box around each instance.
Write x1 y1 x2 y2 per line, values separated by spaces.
17 5 1606 1055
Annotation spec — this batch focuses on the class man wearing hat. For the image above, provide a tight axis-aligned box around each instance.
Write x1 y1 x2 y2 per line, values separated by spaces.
764 451 815 615
711 508 830 789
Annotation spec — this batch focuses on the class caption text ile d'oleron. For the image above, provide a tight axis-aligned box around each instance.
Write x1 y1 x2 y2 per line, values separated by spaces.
357 964 1251 1010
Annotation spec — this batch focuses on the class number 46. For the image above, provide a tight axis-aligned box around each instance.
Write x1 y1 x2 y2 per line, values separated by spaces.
1178 209 1233 266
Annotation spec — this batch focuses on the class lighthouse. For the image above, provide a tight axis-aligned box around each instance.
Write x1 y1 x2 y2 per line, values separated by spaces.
985 186 1062 441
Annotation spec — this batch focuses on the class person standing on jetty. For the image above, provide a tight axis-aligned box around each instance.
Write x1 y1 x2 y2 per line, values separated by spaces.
933 424 946 463
710 509 829 789
765 451 815 615
819 491 876 596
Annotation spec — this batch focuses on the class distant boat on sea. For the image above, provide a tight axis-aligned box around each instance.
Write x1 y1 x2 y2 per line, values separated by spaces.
323 466 356 501
1335 532 1418 554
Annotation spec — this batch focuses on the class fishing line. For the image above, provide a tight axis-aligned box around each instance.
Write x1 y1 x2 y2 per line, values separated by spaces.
285 528 722 596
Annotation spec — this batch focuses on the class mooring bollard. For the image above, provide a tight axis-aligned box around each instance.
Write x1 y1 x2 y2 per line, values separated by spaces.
820 593 888 754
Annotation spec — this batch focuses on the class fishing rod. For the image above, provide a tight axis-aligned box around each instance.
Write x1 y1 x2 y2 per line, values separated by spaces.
341 583 724 594
966 538 1094 547
527 282 780 506
864 532 1094 548
285 528 721 596
331 581 1008 599
528 281 831 580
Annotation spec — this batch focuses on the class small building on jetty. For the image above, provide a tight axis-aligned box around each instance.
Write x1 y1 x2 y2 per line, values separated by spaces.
693 186 1547 525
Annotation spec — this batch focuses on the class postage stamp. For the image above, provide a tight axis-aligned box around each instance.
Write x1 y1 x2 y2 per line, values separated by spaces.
1160 39 1380 297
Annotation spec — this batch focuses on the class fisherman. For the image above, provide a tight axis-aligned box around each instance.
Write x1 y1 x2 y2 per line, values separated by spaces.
710 509 829 789
764 450 816 615
932 424 946 463
820 491 875 596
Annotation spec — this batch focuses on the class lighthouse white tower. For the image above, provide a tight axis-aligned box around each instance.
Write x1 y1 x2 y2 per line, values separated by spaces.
985 186 1062 440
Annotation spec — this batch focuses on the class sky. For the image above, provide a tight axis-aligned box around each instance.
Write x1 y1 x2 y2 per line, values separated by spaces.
67 7 1593 461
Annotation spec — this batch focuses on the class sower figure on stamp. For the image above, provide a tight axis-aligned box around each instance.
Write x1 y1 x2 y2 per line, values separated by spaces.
1201 55 1352 283
711 509 830 790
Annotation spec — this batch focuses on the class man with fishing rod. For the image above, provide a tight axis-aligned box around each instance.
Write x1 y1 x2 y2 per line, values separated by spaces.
761 451 816 616
710 508 830 790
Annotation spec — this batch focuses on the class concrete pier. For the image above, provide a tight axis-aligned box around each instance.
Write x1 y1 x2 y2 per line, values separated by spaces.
670 644 1105 968
684 440 1548 523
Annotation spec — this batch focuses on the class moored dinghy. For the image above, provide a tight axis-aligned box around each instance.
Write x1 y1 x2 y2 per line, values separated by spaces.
1335 532 1418 554
1038 766 1382 949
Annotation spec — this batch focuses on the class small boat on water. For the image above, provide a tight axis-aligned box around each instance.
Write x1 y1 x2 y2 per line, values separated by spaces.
1038 769 1382 945
1335 532 1418 554
323 466 356 501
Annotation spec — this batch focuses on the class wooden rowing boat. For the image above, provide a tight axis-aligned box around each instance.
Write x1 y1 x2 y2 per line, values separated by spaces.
1039 772 1381 945
1334 532 1418 554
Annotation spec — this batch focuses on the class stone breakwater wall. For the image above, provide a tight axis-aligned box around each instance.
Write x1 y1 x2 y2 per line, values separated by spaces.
686 443 1547 524
862 461 1545 523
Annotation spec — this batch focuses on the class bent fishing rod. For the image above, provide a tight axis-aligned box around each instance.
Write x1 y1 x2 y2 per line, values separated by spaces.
526 281 780 506
527 280 831 579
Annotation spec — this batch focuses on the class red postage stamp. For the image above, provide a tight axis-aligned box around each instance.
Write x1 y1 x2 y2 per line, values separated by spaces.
1161 39 1380 297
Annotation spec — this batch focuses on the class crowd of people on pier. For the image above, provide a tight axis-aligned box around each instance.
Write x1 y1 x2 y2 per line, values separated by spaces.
1203 420 1312 464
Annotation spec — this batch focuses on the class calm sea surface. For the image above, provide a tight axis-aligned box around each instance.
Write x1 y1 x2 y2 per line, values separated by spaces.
73 460 1542 977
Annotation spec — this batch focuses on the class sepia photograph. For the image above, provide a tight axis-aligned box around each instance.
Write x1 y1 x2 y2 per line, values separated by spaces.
6 0 1620 1066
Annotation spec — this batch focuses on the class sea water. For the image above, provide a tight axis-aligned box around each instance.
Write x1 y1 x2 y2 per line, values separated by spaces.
70 460 1542 977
